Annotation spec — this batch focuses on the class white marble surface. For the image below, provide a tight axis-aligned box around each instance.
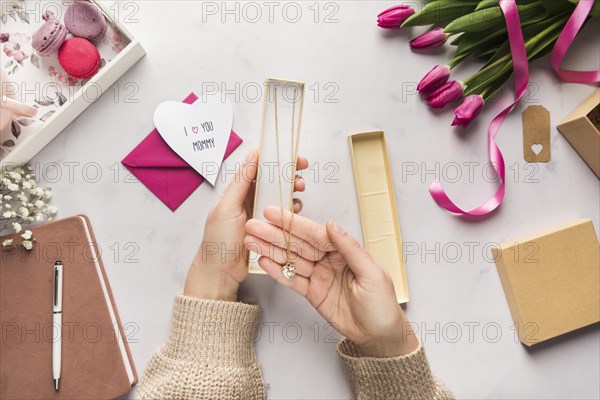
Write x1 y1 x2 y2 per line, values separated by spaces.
29 1 600 399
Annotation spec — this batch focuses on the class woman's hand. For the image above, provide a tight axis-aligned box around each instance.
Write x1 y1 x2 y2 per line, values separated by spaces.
184 151 308 302
244 208 419 357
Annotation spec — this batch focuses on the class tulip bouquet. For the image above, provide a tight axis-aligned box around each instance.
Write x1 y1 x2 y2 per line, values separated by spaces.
378 0 599 127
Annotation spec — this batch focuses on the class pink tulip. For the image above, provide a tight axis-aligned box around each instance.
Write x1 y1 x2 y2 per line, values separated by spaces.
417 65 451 95
377 5 415 29
426 80 464 108
452 95 484 128
410 28 449 50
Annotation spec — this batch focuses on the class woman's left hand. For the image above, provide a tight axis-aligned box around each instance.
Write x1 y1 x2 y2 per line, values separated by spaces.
183 150 308 302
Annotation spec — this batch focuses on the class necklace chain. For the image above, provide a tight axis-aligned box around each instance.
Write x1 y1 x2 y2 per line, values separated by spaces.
273 87 298 263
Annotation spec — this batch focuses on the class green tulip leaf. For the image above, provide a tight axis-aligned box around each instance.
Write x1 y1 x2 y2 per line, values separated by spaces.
464 12 569 96
475 0 499 11
481 70 513 101
450 34 464 46
475 47 500 62
445 1 546 34
401 0 480 27
541 0 576 14
448 7 552 67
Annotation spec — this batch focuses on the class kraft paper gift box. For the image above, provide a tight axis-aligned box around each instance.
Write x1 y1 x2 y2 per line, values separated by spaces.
557 88 600 178
348 131 410 304
249 78 305 274
492 219 600 346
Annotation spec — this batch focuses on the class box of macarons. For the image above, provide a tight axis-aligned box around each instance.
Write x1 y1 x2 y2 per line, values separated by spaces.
1 0 145 163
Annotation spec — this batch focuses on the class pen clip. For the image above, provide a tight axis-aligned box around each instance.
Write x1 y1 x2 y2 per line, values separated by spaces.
54 266 58 307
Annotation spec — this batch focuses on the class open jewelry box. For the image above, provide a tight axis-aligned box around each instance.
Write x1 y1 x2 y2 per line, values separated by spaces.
1 0 145 164
349 131 410 303
248 78 305 274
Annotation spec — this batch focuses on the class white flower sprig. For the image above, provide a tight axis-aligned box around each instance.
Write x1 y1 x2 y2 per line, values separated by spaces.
0 165 56 250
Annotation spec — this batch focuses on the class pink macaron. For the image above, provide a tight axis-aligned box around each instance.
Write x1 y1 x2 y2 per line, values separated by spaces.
64 1 107 41
58 37 101 79
32 11 67 56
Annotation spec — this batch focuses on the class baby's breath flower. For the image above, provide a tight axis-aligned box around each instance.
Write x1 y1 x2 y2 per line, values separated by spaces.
1 164 56 250
45 206 58 215
2 239 14 247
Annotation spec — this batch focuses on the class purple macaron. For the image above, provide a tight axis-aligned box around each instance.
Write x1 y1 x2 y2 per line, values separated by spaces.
32 11 67 56
64 1 107 41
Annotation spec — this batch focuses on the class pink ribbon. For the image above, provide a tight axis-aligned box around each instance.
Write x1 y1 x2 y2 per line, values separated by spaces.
429 0 599 216
551 0 600 83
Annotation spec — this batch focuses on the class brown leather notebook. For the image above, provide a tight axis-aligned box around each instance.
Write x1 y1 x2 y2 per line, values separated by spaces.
0 215 137 399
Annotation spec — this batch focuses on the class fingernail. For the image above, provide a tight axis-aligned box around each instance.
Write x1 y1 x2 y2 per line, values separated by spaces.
330 219 343 234
293 199 302 212
244 150 255 164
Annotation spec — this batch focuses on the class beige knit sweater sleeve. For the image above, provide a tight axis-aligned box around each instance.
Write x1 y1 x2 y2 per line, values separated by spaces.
133 295 265 399
134 295 453 400
337 339 453 399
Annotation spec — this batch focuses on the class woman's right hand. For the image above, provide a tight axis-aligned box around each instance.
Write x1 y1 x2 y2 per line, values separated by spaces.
244 207 419 358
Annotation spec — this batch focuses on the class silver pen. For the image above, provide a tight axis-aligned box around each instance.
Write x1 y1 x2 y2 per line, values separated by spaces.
53 261 63 391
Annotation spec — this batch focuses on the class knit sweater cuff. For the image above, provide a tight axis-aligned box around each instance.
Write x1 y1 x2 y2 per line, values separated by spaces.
337 338 440 399
161 295 260 367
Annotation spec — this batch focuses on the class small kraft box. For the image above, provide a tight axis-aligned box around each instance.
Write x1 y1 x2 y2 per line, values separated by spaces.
557 88 600 178
492 219 600 346
248 78 305 274
348 131 409 304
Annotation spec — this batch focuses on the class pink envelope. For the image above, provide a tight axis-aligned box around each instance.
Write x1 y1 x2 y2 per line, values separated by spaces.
122 92 243 211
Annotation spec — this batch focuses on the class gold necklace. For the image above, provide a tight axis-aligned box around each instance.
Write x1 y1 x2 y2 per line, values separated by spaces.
273 86 298 279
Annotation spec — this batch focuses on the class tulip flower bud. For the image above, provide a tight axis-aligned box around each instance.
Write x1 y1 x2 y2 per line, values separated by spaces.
427 81 463 108
410 28 449 50
417 65 451 95
452 95 484 128
426 81 464 108
377 5 415 29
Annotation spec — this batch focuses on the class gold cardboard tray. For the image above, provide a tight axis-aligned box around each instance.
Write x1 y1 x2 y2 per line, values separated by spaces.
348 131 409 303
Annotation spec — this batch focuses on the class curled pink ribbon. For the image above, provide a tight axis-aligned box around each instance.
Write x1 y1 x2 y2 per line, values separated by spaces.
551 0 600 83
429 0 599 216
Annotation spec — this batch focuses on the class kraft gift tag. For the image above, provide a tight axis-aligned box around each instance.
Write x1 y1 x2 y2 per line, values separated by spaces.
523 105 551 163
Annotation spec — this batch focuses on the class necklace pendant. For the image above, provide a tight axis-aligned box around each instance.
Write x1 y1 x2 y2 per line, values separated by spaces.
282 263 296 279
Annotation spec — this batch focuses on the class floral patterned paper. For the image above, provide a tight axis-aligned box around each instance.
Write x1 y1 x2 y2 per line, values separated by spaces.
0 0 131 160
